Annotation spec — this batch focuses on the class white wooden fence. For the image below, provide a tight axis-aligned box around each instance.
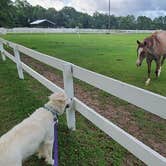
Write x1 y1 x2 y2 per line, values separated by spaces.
0 38 166 166
0 27 156 34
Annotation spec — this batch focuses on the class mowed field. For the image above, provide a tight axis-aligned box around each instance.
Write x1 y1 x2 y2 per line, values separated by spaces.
3 33 166 96
0 33 166 166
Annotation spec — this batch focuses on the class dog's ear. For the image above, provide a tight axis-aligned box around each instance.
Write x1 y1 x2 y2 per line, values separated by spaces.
49 92 66 102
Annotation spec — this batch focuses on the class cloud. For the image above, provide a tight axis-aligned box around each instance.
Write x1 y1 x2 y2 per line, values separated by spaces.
136 10 166 19
108 0 166 17
26 0 166 18
68 0 100 14
26 0 65 10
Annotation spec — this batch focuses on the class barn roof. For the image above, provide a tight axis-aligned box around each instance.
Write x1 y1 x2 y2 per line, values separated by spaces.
30 19 56 25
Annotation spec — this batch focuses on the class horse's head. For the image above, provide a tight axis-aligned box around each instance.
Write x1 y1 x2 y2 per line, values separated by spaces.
136 40 148 67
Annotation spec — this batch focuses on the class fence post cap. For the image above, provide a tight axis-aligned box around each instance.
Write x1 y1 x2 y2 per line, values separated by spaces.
63 62 73 73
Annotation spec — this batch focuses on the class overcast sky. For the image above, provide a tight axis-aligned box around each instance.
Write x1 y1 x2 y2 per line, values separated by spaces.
26 0 166 18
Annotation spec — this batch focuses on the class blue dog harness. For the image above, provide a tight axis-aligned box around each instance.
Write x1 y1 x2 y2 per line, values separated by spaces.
44 104 59 121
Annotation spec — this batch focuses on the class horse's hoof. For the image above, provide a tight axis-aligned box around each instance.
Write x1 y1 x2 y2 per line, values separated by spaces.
145 78 151 86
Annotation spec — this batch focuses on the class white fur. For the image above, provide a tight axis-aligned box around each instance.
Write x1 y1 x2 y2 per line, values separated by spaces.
136 47 143 66
158 66 162 77
0 93 69 166
145 78 151 86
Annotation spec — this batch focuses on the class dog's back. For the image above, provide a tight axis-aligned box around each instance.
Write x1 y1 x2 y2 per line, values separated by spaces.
0 108 54 166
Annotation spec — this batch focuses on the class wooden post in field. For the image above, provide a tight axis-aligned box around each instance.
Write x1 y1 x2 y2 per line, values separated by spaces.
0 40 6 61
63 63 76 130
14 45 24 79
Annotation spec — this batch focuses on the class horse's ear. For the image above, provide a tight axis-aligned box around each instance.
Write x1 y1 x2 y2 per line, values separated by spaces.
137 40 141 45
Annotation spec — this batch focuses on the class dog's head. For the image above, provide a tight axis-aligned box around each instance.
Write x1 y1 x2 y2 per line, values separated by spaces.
48 92 72 115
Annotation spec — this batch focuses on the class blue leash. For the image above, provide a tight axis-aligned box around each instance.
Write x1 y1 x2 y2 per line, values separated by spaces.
54 121 58 166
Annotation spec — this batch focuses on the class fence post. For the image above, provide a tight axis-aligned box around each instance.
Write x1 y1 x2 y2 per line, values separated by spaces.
63 63 76 130
0 40 6 61
14 45 24 79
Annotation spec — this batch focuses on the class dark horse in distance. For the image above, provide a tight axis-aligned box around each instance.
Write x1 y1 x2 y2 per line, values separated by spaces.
136 31 166 85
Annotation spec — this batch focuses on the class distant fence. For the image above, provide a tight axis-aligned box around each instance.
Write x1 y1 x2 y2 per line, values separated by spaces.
0 38 166 166
0 28 156 34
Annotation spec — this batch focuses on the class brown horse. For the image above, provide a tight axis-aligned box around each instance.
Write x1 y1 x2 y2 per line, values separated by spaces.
136 31 166 85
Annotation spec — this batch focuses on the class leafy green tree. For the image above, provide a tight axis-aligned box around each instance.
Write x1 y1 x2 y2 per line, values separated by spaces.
57 7 77 28
93 12 109 29
136 16 153 30
153 16 165 30
14 0 34 27
1 0 166 30
31 5 47 21
109 15 118 29
45 8 57 23
0 0 13 27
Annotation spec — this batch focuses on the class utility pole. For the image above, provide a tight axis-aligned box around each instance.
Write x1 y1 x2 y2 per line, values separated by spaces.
108 0 111 32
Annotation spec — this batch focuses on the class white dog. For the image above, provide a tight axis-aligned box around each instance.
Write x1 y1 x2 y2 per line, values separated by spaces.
0 92 71 166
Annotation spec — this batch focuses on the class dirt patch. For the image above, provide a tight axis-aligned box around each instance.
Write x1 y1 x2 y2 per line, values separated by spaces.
22 56 166 165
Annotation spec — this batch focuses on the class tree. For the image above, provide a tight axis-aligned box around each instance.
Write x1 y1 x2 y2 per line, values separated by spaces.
45 8 57 23
93 12 108 29
57 7 77 28
0 0 13 27
14 0 34 27
1 0 166 30
136 16 153 30
31 5 47 21
153 16 165 30
109 15 118 29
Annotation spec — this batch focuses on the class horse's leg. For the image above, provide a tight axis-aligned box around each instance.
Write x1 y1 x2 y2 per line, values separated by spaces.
157 55 166 77
155 59 161 77
145 59 152 86
161 56 166 66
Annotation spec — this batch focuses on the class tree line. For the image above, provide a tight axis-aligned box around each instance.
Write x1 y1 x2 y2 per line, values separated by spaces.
1 0 166 30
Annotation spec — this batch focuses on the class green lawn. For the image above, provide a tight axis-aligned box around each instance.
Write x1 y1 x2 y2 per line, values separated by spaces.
0 33 165 166
0 59 128 166
2 33 166 96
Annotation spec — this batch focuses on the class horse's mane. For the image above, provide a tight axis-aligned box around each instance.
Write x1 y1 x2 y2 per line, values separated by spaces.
144 32 160 48
151 32 160 45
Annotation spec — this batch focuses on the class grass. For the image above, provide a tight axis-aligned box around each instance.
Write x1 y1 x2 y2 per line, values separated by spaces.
2 33 166 96
0 59 127 166
0 33 166 165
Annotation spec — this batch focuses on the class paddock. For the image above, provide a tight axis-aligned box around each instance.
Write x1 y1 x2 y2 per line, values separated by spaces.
0 34 165 166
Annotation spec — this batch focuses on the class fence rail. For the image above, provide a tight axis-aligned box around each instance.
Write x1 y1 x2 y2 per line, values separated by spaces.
0 27 156 34
0 38 166 166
